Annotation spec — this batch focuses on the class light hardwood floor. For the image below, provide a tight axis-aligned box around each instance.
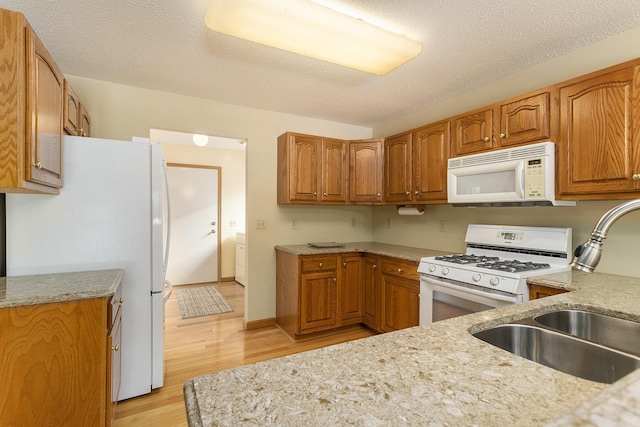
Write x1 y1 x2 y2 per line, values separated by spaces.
113 282 375 426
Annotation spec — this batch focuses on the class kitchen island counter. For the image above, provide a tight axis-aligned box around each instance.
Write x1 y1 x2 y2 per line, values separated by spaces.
185 269 640 426
0 269 124 308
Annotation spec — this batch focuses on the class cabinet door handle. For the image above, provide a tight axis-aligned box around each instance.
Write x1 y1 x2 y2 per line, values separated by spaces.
319 262 323 268
32 161 42 169
373 264 377 269
633 174 640 181
405 191 410 195
398 268 403 273
313 192 317 196
343 262 346 267
499 133 506 138
114 298 123 304
333 277 337 282
112 344 120 351
323 192 327 196
415 191 419 195
483 136 490 142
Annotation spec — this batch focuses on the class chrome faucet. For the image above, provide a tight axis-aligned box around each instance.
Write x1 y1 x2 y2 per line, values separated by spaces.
572 199 640 272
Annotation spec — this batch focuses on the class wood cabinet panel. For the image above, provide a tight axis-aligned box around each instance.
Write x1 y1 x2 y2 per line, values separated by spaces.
384 132 412 203
0 9 62 193
362 256 380 331
339 255 363 324
0 298 107 426
320 138 347 202
349 139 383 204
452 108 494 156
413 121 450 202
499 91 550 147
381 275 420 332
529 284 568 300
558 64 640 197
64 80 91 137
300 272 338 332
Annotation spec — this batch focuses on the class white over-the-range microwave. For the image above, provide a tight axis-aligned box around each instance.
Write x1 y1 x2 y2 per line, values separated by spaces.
447 141 575 207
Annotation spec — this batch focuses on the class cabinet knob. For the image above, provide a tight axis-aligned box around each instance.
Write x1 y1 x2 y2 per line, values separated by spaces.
405 191 410 195
112 344 120 351
377 193 381 197
633 174 640 181
333 277 337 282
415 191 419 195
373 264 377 269
313 192 317 196
319 262 323 268
343 262 346 267
483 136 490 142
114 298 123 304
398 268 403 273
499 133 506 139
32 161 42 169
323 192 327 196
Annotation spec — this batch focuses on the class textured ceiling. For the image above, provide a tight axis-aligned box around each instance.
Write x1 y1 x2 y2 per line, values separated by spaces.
2 0 640 127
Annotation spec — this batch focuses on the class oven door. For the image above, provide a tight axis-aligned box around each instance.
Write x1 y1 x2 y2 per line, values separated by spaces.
419 275 523 324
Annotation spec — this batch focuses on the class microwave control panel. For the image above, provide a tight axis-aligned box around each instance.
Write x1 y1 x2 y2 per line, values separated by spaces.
524 158 545 199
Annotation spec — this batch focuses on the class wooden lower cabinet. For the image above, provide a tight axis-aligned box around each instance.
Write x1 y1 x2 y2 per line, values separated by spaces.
0 280 122 426
529 284 568 300
276 250 421 338
379 257 420 332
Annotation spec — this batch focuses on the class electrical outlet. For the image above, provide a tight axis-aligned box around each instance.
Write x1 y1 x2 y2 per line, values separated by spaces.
351 218 356 228
291 219 298 229
256 219 267 230
439 220 446 232
387 218 393 228
230 220 237 227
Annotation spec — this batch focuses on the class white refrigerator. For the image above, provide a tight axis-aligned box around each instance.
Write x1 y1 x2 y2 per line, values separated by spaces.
5 136 170 401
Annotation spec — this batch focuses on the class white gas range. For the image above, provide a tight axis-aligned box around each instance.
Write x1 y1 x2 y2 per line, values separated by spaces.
418 224 572 323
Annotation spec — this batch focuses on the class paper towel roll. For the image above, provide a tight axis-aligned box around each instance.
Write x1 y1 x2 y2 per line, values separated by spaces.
397 206 424 216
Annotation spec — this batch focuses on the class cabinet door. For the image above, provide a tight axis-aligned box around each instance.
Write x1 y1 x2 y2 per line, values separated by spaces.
320 138 347 202
26 29 63 188
558 65 640 196
63 80 80 136
289 134 320 202
413 121 450 202
452 108 494 156
300 271 338 332
339 255 363 324
79 103 91 137
383 132 413 203
499 91 550 147
381 275 420 332
349 140 383 204
362 256 380 331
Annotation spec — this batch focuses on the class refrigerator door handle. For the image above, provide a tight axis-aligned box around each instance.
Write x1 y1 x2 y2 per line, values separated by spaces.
163 279 173 303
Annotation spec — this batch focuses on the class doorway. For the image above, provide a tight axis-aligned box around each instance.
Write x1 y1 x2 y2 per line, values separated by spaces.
166 164 221 285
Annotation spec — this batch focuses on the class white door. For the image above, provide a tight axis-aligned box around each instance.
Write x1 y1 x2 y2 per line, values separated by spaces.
166 164 220 285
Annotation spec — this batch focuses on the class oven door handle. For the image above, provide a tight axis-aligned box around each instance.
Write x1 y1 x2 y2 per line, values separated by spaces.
422 275 520 304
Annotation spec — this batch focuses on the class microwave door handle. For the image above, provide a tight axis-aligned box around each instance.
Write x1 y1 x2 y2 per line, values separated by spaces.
516 162 526 198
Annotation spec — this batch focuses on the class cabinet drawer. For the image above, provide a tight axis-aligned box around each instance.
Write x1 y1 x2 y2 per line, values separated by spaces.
301 255 338 273
381 258 419 282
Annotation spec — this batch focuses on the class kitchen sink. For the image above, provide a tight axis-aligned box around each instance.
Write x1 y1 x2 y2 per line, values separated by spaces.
533 309 640 357
473 323 640 384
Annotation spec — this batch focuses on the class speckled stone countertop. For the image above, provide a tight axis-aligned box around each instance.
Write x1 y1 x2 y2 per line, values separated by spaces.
0 269 124 309
274 241 452 262
184 264 640 426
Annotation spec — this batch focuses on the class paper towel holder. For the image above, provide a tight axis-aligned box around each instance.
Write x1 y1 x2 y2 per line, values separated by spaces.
396 205 424 215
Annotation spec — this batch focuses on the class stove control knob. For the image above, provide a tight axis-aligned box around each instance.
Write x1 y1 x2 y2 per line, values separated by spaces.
442 267 449 275
428 264 436 273
490 277 500 286
472 274 481 282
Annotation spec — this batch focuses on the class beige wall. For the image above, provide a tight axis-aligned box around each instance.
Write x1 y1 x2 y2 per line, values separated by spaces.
160 142 246 281
371 25 640 278
64 75 374 322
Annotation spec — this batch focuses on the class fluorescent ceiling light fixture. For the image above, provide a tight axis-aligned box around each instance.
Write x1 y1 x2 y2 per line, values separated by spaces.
205 0 422 75
192 134 209 146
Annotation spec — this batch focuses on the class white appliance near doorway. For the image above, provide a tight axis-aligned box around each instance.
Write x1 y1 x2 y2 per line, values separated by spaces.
418 224 572 324
5 136 171 401
166 164 220 285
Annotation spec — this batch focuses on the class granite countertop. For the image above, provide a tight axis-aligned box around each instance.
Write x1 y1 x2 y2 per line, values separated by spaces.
274 241 453 262
0 269 124 309
184 250 640 426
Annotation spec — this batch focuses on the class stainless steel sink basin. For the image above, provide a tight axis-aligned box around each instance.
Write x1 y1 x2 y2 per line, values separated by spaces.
533 310 640 357
473 324 640 384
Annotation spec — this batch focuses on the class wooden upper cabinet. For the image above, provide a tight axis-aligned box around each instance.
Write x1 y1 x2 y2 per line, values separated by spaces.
499 91 550 147
277 132 347 204
320 138 347 203
451 90 552 157
413 120 450 202
0 9 63 193
558 63 640 198
64 80 91 137
349 139 383 204
383 132 413 203
452 108 494 156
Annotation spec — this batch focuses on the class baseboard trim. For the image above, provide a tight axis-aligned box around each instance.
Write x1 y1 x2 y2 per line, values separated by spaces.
244 317 276 330
220 276 235 282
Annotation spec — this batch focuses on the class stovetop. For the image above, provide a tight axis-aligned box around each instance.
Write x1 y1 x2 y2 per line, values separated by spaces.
418 224 572 295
